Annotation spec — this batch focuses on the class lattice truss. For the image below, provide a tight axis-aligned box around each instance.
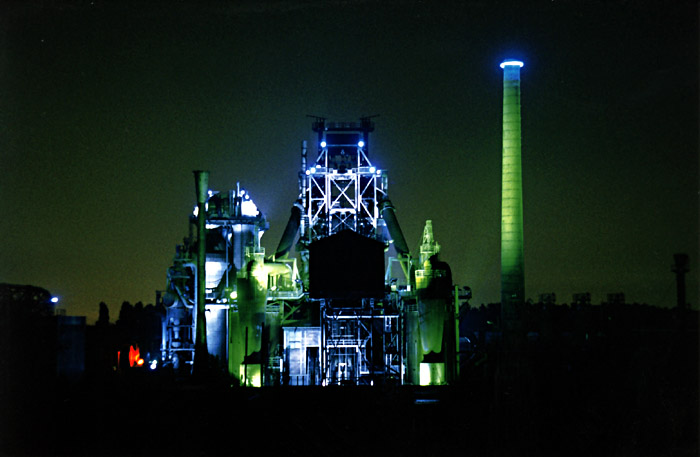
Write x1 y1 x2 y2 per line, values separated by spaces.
303 141 386 243
321 305 402 385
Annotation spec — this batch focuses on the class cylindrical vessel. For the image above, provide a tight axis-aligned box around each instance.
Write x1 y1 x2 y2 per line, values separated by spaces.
206 306 228 360
416 269 448 355
228 307 244 382
405 303 421 385
236 252 268 383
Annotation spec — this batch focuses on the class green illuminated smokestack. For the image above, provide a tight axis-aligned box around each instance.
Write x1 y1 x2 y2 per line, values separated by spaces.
500 60 525 316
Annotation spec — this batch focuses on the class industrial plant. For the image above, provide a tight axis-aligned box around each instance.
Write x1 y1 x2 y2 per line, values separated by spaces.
159 117 465 386
156 60 530 387
4 57 697 457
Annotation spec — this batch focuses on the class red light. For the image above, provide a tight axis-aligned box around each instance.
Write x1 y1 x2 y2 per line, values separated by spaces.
129 345 141 367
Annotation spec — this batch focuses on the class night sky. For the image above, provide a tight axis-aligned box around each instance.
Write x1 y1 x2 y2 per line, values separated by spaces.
1 1 697 323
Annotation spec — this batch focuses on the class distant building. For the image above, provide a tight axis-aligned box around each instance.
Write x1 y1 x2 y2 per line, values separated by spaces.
0 283 85 387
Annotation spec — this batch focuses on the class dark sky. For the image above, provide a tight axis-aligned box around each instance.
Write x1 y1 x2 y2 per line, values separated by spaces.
1 0 697 323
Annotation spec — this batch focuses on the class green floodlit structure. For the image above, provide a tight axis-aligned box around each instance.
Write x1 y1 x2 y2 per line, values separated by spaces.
159 118 466 387
500 59 525 320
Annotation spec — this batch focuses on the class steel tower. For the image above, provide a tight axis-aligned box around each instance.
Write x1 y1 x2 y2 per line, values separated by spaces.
298 118 407 386
299 117 386 245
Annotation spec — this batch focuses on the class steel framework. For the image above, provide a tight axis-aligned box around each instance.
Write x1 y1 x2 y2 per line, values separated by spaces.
300 119 387 244
320 301 402 385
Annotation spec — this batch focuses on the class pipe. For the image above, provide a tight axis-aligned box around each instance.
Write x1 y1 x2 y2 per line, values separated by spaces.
274 200 303 259
301 140 307 172
264 261 292 276
300 141 309 236
300 140 307 198
244 326 249 385
500 59 525 315
379 198 410 256
193 170 209 374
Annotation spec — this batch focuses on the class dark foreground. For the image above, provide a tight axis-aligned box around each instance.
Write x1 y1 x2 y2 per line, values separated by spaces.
2 368 698 457
3 304 698 457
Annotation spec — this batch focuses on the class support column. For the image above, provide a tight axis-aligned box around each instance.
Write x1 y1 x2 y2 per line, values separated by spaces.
193 170 209 376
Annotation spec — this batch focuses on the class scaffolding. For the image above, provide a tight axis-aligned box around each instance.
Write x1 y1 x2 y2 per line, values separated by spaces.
320 300 402 385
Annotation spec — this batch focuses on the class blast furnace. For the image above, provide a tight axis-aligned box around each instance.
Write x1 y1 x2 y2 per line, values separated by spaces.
159 118 466 386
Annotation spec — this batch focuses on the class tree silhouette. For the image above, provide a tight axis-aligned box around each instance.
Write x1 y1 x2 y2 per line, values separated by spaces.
96 302 110 327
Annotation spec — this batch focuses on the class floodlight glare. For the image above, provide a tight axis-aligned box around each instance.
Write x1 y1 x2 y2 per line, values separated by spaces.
320 141 327 148
241 199 258 217
50 297 59 304
358 140 365 148
500 60 524 69
369 166 375 173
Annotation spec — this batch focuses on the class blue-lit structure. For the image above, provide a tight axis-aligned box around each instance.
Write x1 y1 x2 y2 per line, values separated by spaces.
159 119 465 386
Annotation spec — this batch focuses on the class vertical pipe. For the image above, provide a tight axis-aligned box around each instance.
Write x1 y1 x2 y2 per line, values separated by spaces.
453 284 460 382
244 326 249 385
301 140 307 173
228 307 243 383
379 199 410 257
300 140 307 197
193 170 209 375
261 322 266 386
500 60 525 321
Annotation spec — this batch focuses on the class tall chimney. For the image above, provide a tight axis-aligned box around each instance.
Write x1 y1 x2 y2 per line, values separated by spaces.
500 59 525 320
193 170 210 374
